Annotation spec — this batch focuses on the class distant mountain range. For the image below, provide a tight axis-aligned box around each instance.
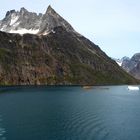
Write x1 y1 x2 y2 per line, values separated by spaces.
114 53 140 80
0 6 138 85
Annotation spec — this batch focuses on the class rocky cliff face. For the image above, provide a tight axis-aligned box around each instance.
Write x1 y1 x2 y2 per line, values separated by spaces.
0 6 138 85
122 53 140 80
0 6 74 35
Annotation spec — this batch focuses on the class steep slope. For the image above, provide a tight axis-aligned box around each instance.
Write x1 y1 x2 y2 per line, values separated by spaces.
0 6 139 85
122 53 140 80
0 27 138 85
38 6 74 34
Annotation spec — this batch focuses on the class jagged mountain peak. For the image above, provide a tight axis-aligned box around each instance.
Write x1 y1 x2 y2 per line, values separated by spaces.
38 5 74 34
20 7 28 14
122 56 130 61
45 5 61 17
131 53 140 62
5 7 28 18
20 7 27 12
46 5 55 14
132 53 140 58
5 10 16 17
0 6 75 35
5 7 29 17
120 53 140 79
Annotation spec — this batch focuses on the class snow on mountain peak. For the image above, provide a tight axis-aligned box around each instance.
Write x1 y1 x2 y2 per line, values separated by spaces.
10 15 19 26
0 6 75 35
9 28 39 35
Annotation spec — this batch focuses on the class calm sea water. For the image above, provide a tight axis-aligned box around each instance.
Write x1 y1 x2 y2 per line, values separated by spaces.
0 86 140 140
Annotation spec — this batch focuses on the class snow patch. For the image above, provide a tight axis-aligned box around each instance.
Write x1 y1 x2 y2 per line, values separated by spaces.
43 29 56 35
43 32 50 35
0 25 7 31
116 61 122 66
134 64 137 67
9 28 39 35
12 22 20 27
10 15 19 26
51 29 56 34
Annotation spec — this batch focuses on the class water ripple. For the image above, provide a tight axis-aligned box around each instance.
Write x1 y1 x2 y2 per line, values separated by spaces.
0 115 6 140
62 107 109 140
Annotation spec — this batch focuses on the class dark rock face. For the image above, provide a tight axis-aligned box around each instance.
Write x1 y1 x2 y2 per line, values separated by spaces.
0 6 138 85
0 27 138 85
122 53 140 80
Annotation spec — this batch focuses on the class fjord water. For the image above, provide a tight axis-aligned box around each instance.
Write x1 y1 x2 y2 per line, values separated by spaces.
0 86 140 140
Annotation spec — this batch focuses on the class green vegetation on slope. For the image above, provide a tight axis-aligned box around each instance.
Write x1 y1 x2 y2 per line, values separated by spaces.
0 27 139 85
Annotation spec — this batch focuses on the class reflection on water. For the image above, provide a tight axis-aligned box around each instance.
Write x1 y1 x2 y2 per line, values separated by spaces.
0 115 6 140
0 86 139 140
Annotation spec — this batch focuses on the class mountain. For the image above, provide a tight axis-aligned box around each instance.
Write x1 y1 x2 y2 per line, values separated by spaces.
122 53 140 80
112 58 123 66
113 57 130 67
0 6 138 85
0 6 74 35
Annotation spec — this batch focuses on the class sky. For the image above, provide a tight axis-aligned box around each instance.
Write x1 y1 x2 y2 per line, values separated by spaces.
0 0 140 58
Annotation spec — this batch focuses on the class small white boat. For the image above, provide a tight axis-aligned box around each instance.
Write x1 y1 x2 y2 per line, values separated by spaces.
128 86 139 91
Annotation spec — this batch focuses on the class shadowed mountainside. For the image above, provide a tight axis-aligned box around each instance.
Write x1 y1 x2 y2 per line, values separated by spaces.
0 27 138 85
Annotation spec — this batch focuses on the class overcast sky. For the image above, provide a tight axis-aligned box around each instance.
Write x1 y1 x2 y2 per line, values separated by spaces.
0 0 140 58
